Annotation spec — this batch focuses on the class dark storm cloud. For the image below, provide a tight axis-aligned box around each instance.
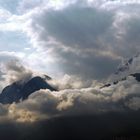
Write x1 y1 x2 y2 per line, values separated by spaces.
51 48 120 79
25 0 140 80
28 4 121 79
37 7 112 49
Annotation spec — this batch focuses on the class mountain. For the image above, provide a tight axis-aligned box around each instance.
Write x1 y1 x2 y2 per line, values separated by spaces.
114 53 140 77
101 53 140 89
101 73 140 89
0 76 56 104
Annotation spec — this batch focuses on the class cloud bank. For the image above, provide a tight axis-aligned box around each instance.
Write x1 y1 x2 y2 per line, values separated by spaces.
20 0 140 80
0 70 139 123
1 0 140 80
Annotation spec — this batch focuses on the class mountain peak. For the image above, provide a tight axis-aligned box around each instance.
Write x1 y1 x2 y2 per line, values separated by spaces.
115 53 140 75
109 53 140 82
0 76 56 104
102 53 140 89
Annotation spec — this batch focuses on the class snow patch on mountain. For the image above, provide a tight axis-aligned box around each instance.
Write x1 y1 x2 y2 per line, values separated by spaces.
109 53 140 82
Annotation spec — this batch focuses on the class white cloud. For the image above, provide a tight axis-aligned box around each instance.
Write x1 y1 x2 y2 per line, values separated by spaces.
0 73 137 123
0 8 11 21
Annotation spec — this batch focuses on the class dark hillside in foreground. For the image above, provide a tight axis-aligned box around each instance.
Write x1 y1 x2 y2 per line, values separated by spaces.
0 111 140 140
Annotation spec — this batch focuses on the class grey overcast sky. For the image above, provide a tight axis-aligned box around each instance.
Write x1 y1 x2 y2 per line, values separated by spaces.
0 0 140 80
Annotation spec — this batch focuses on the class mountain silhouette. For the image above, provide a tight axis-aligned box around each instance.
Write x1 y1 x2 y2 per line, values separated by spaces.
0 76 56 104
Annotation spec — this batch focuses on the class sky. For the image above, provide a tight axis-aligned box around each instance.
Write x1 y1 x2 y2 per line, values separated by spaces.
0 0 140 139
0 0 140 81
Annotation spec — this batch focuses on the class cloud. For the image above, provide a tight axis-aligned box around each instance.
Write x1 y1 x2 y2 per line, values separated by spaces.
24 3 118 79
0 73 139 140
0 8 11 21
0 73 137 123
20 0 140 80
1 0 140 80
0 59 33 91
0 48 139 124
0 51 18 63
